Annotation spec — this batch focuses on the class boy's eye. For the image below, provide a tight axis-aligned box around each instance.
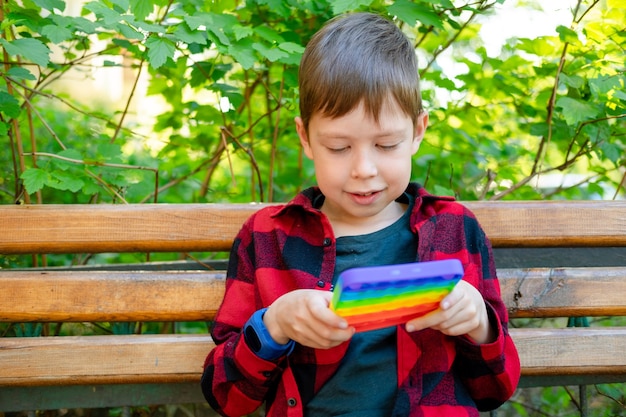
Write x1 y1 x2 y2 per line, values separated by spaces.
328 146 348 153
378 143 399 151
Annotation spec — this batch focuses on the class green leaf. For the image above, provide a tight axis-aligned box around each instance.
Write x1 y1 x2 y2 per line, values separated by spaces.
130 0 152 20
185 13 237 46
255 0 290 17
42 24 73 43
559 73 584 89
387 0 444 29
70 16 98 34
232 24 254 41
556 97 600 126
174 23 207 45
278 42 304 54
109 0 130 12
0 91 21 118
599 142 621 163
432 184 455 197
116 22 144 40
83 1 121 25
253 25 284 43
57 149 84 170
0 38 51 67
33 0 65 12
145 36 175 69
556 25 579 44
252 42 289 62
21 168 48 194
126 17 165 34
589 74 622 96
331 0 373 15
228 39 257 70
516 37 557 57
82 181 101 196
50 171 85 192
7 67 36 81
97 143 123 161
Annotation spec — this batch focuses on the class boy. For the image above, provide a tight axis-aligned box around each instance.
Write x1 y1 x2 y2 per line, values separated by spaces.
201 12 520 417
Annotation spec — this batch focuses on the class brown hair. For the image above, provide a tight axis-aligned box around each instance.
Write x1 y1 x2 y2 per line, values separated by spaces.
298 12 423 131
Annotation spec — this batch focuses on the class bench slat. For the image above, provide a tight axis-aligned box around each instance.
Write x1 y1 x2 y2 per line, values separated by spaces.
1 329 625 387
499 266 626 317
0 335 211 387
512 328 626 376
0 271 225 322
0 204 254 254
465 200 626 247
1 201 626 254
2 267 626 322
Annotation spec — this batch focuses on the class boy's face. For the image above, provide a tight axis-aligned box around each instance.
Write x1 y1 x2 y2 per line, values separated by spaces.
296 99 428 234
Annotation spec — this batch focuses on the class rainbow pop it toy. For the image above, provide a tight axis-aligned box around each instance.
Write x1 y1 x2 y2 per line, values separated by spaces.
330 259 464 332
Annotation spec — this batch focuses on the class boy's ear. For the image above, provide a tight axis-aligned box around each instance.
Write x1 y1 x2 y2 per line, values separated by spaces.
411 111 429 154
295 116 313 159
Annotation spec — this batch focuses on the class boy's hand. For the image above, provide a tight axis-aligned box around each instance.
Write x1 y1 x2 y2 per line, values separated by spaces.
405 280 496 344
263 289 355 349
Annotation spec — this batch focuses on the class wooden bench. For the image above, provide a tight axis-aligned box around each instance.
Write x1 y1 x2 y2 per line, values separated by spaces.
1 201 626 412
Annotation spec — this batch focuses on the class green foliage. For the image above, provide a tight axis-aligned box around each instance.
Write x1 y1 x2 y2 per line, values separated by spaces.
1 0 624 206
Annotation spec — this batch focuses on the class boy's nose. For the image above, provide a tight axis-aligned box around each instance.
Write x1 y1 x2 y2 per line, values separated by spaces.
351 151 378 178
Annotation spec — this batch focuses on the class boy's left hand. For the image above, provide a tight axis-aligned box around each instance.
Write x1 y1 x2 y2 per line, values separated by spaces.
404 280 495 344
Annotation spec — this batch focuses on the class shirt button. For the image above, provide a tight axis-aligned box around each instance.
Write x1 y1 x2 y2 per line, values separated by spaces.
262 371 272 378
323 238 332 246
287 398 297 407
316 280 325 288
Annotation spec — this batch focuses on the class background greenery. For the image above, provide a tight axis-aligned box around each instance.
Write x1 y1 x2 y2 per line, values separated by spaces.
1 0 625 415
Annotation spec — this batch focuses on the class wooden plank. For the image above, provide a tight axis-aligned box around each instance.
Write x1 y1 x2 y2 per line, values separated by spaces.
0 203 259 254
1 201 626 254
0 334 211 387
464 200 626 247
499 266 626 318
2 267 626 322
0 270 226 322
512 327 626 376
1 329 625 387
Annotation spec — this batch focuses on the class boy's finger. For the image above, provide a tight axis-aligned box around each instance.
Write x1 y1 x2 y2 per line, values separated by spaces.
308 293 349 329
441 281 465 310
405 309 443 332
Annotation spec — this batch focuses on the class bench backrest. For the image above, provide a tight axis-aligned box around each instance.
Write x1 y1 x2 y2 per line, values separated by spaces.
1 202 626 391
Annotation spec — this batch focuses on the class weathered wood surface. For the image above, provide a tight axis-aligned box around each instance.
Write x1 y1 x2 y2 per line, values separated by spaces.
2 267 625 322
0 335 210 386
1 201 626 254
498 267 626 317
0 270 225 322
1 328 625 387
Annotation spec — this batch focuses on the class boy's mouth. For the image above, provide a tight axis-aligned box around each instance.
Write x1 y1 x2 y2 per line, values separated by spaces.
348 190 382 204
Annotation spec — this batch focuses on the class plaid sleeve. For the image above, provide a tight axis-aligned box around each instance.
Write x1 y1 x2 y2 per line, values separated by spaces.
416 199 520 409
453 206 521 409
200 212 289 416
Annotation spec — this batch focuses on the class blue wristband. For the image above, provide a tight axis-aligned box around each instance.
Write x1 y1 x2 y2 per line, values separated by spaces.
243 308 295 360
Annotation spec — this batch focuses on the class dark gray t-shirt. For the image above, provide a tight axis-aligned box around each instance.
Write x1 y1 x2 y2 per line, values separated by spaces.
305 194 417 417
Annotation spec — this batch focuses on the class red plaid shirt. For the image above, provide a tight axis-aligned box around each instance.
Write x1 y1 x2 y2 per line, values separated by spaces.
201 184 520 416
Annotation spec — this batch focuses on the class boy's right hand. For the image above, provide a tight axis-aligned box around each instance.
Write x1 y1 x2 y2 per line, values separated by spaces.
263 289 355 349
